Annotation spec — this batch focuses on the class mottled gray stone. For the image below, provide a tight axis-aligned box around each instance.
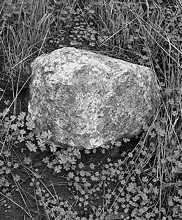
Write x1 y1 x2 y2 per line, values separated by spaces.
28 47 160 149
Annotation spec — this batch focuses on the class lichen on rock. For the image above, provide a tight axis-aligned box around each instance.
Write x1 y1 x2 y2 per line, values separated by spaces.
28 47 161 149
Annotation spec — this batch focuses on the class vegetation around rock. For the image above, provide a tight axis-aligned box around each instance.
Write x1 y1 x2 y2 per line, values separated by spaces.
0 0 182 219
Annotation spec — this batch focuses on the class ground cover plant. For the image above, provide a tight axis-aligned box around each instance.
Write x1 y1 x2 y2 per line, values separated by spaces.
0 0 182 219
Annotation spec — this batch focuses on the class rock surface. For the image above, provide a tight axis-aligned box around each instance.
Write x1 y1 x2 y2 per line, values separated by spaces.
28 47 160 149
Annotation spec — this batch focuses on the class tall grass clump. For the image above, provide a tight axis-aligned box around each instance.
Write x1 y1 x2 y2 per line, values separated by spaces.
0 0 182 219
0 0 54 114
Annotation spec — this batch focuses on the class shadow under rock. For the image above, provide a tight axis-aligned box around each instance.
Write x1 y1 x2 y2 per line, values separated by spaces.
78 132 144 165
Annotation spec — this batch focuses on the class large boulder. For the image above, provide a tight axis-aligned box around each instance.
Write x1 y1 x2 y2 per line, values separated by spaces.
28 47 160 149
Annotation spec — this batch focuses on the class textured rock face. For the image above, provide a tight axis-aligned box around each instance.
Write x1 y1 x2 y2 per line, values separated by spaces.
28 47 160 149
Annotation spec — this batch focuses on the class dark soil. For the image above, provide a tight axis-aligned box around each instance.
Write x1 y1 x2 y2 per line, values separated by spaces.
0 86 29 116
